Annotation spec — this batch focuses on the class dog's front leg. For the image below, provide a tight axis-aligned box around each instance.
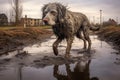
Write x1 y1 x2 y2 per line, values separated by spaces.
53 38 62 56
65 37 74 58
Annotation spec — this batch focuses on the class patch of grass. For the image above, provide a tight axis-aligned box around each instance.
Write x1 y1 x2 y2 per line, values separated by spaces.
0 26 16 30
0 27 53 49
0 25 52 30
37 25 52 29
98 26 120 48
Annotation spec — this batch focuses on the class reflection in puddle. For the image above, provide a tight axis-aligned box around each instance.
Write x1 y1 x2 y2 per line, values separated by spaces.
0 35 120 80
53 60 93 80
0 60 96 80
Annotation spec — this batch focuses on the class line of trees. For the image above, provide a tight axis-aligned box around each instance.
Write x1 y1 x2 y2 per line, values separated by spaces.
10 0 23 26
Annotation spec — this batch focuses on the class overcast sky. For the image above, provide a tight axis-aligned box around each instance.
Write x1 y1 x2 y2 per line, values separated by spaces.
0 0 120 23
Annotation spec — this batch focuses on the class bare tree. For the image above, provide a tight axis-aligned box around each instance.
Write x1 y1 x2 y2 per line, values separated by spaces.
11 0 23 26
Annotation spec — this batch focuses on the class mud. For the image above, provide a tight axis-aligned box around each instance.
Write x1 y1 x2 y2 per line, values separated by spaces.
0 35 120 80
97 26 120 50
0 28 53 55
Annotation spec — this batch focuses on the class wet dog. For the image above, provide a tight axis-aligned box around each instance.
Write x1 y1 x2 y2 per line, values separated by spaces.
42 3 98 58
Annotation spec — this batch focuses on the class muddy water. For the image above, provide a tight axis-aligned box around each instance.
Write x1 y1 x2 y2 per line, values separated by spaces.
0 35 120 80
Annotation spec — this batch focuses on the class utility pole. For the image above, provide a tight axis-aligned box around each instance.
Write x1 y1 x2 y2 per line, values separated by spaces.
100 10 103 48
100 10 102 29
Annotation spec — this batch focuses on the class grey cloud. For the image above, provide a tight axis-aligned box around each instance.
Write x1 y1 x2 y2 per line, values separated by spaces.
0 0 120 21
0 0 8 4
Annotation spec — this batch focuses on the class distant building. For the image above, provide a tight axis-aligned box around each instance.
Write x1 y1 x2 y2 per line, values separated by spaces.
21 15 43 27
103 18 117 26
0 13 8 26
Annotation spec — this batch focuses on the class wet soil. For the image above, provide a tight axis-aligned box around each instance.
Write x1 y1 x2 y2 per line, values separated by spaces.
0 28 53 55
97 26 120 49
0 35 120 80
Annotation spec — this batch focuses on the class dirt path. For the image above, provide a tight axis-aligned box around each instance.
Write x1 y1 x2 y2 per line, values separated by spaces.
0 35 120 80
0 28 53 55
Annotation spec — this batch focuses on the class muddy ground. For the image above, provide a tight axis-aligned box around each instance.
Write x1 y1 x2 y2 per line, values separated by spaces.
0 34 120 80
0 27 53 55
97 26 120 50
0 27 120 80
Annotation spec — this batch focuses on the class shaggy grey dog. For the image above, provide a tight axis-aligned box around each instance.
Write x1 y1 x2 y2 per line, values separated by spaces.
42 3 97 58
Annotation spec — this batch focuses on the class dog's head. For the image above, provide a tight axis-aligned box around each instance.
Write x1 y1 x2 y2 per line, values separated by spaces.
42 3 66 26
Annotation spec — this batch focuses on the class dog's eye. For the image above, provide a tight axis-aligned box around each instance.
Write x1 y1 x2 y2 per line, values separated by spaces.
44 11 47 14
50 11 57 16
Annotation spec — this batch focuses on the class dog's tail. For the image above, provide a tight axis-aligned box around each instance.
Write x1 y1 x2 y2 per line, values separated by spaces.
87 22 100 31
84 19 100 31
89 26 100 31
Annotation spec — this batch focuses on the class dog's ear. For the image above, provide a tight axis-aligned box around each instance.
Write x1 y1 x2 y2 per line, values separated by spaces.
41 4 47 19
56 3 66 23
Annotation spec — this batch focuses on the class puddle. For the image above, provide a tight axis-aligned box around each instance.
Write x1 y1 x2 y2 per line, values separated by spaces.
0 35 120 80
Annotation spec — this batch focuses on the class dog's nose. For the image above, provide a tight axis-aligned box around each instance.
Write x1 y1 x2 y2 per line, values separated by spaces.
43 18 49 22
43 18 49 25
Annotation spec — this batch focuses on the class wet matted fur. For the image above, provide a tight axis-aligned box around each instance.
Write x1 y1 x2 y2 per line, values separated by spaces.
42 3 96 58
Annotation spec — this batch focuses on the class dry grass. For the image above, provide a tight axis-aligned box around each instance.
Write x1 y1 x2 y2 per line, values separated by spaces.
0 27 52 38
98 26 120 48
0 27 52 52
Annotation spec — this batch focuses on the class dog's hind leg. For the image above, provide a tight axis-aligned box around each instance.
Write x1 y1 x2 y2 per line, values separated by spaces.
83 22 91 53
80 31 87 50
76 31 87 52
53 38 62 56
86 34 91 53
65 37 74 58
82 37 87 50
83 28 91 53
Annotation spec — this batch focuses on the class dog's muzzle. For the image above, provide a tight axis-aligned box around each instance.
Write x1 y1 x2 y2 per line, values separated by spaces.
43 18 49 25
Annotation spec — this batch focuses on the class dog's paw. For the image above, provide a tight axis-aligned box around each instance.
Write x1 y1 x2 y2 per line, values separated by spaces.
86 49 96 54
78 49 87 53
65 54 71 58
54 52 58 56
